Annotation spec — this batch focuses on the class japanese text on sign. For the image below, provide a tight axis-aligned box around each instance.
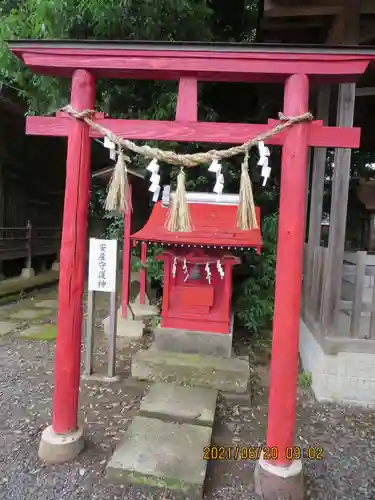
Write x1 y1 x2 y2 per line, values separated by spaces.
88 238 117 293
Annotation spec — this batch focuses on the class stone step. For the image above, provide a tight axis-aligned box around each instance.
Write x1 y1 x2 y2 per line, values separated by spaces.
132 347 249 393
138 382 217 427
106 416 212 499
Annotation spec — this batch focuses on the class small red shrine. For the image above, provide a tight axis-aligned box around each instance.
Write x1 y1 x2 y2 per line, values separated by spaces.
132 192 262 335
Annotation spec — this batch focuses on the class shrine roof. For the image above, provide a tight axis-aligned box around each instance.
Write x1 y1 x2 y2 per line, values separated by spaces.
8 39 375 83
131 201 262 249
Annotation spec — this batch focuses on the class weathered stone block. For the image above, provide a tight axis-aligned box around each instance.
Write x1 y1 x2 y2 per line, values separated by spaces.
106 416 212 498
34 299 58 309
17 324 57 341
0 321 18 336
130 301 159 321
132 347 249 393
153 326 233 358
10 309 52 320
138 382 217 426
103 307 145 341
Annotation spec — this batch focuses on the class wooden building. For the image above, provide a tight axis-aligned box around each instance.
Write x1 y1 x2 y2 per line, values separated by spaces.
259 0 375 406
0 92 64 277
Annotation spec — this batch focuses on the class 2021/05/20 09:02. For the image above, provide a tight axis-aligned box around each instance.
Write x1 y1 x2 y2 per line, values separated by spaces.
203 446 324 461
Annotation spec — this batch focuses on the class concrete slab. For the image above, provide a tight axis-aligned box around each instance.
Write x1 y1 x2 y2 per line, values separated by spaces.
103 309 145 341
17 324 57 341
138 382 217 426
130 302 159 321
0 321 18 336
132 347 249 393
34 299 58 309
154 326 233 358
10 309 52 320
106 416 212 498
20 268 35 279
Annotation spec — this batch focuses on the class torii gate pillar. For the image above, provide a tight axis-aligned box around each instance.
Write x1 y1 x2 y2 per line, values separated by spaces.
38 69 95 463
255 74 308 499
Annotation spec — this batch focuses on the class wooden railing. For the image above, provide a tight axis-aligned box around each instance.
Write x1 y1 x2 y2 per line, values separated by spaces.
303 246 375 341
0 222 61 263
339 251 375 339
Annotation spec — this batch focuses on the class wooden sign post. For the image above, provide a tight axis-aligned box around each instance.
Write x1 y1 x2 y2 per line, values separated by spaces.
85 238 118 379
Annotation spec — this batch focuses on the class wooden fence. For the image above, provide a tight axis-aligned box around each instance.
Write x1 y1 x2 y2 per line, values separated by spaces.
0 221 61 265
303 246 375 340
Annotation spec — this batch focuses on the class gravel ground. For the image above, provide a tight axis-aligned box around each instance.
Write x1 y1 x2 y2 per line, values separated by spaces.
0 287 375 499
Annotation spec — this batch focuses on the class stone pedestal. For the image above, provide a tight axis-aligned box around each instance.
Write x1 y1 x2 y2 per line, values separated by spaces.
153 316 233 358
102 306 145 342
130 300 159 321
254 455 304 500
20 267 35 279
51 261 60 272
38 425 84 464
132 347 249 393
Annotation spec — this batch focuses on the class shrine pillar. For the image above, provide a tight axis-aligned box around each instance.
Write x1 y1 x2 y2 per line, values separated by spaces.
255 74 309 499
121 183 132 318
38 69 95 463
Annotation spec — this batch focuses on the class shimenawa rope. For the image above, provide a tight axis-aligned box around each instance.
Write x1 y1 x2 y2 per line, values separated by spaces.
60 105 313 231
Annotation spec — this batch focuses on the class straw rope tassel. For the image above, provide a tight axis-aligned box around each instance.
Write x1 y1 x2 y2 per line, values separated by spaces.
166 167 192 232
105 150 130 213
237 151 258 230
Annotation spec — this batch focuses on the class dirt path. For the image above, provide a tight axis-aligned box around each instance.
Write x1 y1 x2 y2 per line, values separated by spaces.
0 286 374 499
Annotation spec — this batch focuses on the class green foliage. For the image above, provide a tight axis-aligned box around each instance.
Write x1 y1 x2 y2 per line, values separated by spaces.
235 213 278 333
298 371 312 389
0 0 225 115
131 244 164 284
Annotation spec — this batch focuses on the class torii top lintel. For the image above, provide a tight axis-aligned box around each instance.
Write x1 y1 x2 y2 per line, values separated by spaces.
8 40 375 149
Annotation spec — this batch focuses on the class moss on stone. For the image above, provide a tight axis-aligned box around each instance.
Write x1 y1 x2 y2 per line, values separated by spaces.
16 325 57 341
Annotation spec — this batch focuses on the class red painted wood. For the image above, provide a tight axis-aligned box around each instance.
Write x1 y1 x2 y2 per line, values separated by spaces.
121 184 133 318
224 262 233 324
157 248 239 334
176 78 198 122
52 69 95 435
266 74 310 465
177 285 214 307
11 46 372 82
131 202 263 248
26 116 361 148
139 241 147 305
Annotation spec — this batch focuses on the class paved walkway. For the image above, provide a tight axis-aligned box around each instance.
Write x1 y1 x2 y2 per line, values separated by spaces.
0 286 374 499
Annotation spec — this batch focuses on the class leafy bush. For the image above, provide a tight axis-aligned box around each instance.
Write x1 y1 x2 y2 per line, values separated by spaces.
234 213 278 333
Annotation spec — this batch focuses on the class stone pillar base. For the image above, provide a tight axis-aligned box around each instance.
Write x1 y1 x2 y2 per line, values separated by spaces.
254 456 304 500
130 300 159 321
38 425 84 464
20 267 35 279
51 261 60 272
81 373 121 383
102 306 145 341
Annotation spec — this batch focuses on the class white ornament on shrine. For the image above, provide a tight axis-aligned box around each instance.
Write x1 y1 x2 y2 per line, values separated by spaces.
205 262 212 284
209 159 224 195
216 260 225 279
257 141 271 186
147 158 161 201
104 136 117 160
183 258 189 282
172 256 177 278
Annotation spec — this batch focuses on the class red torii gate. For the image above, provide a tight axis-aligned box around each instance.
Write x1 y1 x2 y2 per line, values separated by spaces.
8 40 375 496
